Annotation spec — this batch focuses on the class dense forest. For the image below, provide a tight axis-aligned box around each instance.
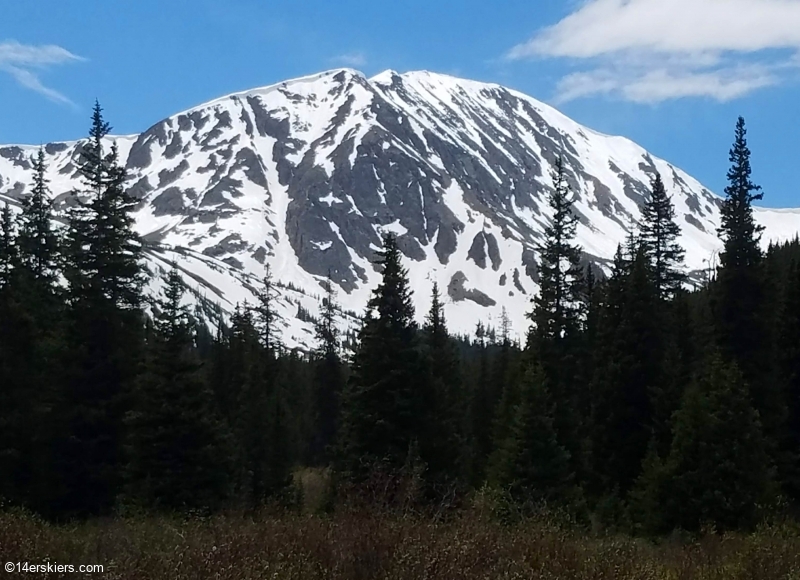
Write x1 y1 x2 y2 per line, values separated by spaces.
2 104 799 537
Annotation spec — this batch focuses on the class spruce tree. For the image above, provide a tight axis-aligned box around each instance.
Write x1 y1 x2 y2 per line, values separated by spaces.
422 282 463 483
0 204 15 285
125 266 230 512
528 156 584 469
2 152 64 513
52 102 145 517
652 291 696 458
309 277 345 466
529 157 584 346
254 265 282 354
466 321 494 485
576 265 601 455
661 353 773 532
248 271 294 500
640 172 686 299
590 243 660 497
210 307 252 424
339 233 426 478
222 304 292 507
490 359 574 506
628 439 669 535
488 310 522 468
714 116 783 449
0 204 34 508
64 102 143 309
637 172 689 459
18 149 60 281
778 258 800 500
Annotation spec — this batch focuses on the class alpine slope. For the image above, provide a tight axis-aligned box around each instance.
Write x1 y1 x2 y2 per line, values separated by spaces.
2 69 799 346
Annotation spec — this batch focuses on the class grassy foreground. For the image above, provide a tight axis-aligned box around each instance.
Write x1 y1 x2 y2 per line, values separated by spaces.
2 511 800 579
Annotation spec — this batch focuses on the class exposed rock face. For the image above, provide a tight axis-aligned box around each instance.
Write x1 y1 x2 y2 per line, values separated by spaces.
2 68 800 343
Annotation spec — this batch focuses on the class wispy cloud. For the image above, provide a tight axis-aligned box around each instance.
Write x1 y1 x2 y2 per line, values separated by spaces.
507 0 800 103
330 52 367 68
0 40 85 106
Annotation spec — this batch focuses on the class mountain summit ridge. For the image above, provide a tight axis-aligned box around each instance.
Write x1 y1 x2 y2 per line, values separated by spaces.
2 68 799 345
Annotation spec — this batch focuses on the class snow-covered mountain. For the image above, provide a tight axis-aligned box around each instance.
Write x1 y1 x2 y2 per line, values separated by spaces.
2 68 800 346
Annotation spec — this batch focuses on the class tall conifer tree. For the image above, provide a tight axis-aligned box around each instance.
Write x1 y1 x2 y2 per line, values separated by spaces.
0 204 15 285
53 102 145 517
309 277 345 466
0 203 32 508
125 266 230 511
466 322 494 484
590 244 660 497
778 258 800 500
339 234 425 478
422 282 463 483
2 152 63 512
660 354 773 532
640 172 685 299
714 116 783 448
490 360 575 506
18 149 60 281
529 156 584 469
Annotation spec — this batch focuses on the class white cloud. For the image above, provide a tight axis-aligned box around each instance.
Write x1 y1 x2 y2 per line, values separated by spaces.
330 52 367 68
508 0 800 103
555 65 779 104
0 40 84 106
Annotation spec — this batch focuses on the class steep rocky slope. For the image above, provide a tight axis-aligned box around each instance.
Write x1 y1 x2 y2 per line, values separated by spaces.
2 69 799 344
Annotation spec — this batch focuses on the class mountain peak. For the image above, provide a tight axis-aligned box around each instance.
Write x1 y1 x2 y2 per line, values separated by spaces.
2 68 799 346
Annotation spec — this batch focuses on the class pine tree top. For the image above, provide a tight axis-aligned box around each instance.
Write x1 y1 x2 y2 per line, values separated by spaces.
368 233 416 329
640 172 686 299
718 116 764 269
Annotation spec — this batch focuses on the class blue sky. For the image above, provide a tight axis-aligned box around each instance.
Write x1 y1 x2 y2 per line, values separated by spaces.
2 0 799 206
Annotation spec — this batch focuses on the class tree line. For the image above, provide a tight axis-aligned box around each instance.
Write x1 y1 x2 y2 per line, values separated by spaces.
1 107 799 534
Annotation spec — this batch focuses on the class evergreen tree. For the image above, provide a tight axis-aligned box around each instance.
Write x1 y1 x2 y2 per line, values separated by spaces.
17 149 60 281
261 372 294 500
640 172 686 299
64 102 143 309
490 359 574 506
628 439 670 535
125 266 230 512
660 353 774 532
590 243 661 497
778 258 800 500
529 157 584 346
52 102 145 517
254 265 282 354
221 304 292 507
279 348 314 468
1 152 64 512
528 156 585 468
651 291 696 458
466 322 495 484
209 307 256 426
422 282 463 484
576 265 602 458
714 116 783 449
0 204 33 508
309 277 345 466
339 233 426 478
0 204 15 285
637 172 689 460
488 310 521 465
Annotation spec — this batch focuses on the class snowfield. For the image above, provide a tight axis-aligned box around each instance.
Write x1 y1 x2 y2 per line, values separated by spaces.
2 69 799 346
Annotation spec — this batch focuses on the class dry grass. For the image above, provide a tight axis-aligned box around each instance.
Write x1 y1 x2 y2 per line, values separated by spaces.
1 510 800 579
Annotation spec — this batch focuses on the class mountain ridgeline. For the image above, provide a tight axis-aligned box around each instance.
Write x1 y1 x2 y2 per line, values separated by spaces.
2 69 800 344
